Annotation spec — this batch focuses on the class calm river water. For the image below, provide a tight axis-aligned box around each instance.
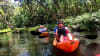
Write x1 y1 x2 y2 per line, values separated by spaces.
0 32 100 56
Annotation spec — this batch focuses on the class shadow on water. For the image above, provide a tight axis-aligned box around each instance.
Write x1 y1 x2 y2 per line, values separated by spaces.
80 42 100 56
87 43 98 49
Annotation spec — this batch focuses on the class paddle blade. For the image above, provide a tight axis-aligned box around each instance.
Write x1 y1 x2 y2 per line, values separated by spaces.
30 31 41 35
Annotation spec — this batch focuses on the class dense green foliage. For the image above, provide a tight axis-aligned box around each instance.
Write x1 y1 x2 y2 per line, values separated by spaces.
65 11 100 31
0 0 100 32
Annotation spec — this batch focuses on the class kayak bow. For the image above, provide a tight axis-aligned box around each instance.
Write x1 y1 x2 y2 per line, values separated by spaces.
53 36 79 53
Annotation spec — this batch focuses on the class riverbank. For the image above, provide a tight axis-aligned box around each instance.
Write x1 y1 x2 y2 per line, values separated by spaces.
0 26 39 34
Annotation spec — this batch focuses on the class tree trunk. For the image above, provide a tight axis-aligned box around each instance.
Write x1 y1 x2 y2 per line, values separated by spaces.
4 16 13 30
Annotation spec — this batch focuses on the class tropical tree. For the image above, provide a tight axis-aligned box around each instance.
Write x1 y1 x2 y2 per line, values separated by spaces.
0 4 15 30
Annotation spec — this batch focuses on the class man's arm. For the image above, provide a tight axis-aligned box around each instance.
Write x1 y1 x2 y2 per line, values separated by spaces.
38 29 41 32
65 27 73 40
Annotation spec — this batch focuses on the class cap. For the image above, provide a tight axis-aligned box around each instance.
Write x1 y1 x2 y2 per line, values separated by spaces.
40 25 44 27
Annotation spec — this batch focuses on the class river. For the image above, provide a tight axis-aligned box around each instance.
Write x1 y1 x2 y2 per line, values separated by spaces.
0 31 100 56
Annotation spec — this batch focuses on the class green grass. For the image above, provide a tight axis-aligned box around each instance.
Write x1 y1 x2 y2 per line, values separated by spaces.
0 28 11 33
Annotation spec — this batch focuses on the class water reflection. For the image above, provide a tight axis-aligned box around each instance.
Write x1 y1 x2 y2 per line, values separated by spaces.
17 50 30 56
39 44 51 56
80 42 100 56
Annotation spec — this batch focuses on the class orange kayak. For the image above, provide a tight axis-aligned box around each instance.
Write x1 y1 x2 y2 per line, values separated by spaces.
39 32 49 38
40 32 49 36
53 37 79 53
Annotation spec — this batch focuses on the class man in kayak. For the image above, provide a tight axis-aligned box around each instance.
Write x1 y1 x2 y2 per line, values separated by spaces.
54 21 72 42
38 25 47 32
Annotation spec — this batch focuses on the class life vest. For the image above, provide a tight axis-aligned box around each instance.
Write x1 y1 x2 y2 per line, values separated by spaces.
39 28 46 32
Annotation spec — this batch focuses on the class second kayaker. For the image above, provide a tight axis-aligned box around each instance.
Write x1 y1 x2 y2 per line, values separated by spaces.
38 25 49 37
38 25 47 32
